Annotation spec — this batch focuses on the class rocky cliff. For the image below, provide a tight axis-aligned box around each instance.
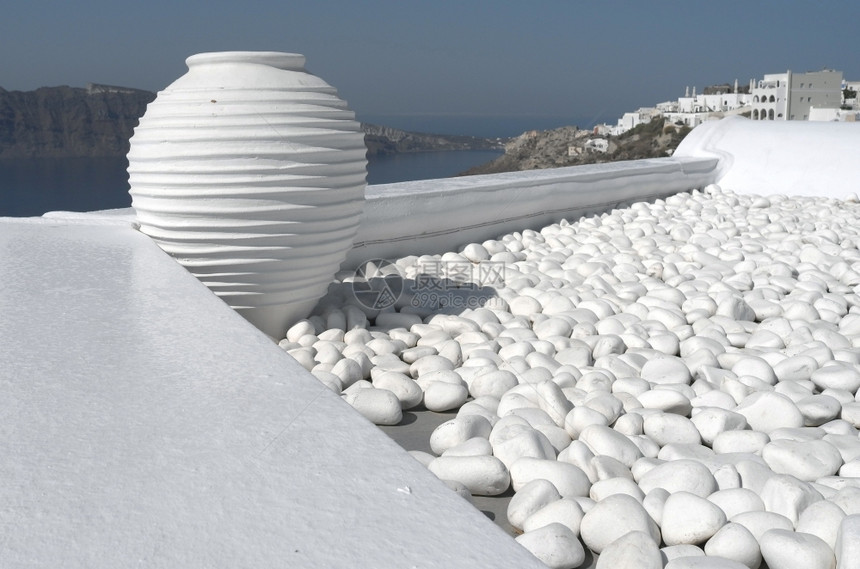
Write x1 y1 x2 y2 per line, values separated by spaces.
0 85 502 159
362 123 502 155
0 84 155 158
461 119 691 176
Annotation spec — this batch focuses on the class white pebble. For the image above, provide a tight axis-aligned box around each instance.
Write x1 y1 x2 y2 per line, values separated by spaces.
811 363 860 392
468 369 518 399
342 388 402 426
691 408 748 446
638 459 718 497
509 457 591 497
589 477 644 502
796 499 846 550
429 414 492 455
423 381 469 412
427 455 510 496
760 474 823 525
712 430 770 455
564 406 609 439
492 426 556 469
707 488 765 520
330 357 364 388
641 357 692 385
523 498 585 535
442 437 493 457
761 438 843 481
596 530 662 569
643 412 702 447
285 319 315 342
462 242 490 262
759 529 836 569
735 391 805 433
507 478 562 530
643 487 670 526
835 514 860 569
409 354 455 377
730 511 793 542
372 371 423 409
515 523 585 569
579 424 643 468
661 491 727 546
703 522 762 569
660 544 705 565
580 493 661 554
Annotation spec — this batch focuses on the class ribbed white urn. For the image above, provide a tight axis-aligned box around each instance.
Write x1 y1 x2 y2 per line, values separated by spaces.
128 52 367 338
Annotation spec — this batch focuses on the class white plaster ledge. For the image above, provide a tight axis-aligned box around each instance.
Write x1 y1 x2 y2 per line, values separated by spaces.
0 217 544 568
344 156 718 268
675 116 860 199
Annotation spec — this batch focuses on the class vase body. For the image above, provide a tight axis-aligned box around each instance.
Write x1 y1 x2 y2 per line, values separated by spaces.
128 52 367 338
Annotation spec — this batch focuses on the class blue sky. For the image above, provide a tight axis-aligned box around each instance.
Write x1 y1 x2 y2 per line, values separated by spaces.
3 1 858 136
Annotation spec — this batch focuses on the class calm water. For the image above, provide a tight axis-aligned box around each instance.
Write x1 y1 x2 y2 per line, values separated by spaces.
0 149 502 217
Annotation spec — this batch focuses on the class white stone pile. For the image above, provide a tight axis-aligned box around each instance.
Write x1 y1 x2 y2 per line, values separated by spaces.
280 185 860 569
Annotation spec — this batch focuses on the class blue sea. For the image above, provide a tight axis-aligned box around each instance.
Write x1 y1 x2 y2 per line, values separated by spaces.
0 114 603 217
0 149 503 217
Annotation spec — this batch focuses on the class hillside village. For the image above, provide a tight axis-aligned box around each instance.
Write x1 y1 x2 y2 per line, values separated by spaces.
465 68 859 176
600 68 858 136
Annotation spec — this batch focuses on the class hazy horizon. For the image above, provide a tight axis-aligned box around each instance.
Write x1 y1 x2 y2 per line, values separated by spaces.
3 1 858 138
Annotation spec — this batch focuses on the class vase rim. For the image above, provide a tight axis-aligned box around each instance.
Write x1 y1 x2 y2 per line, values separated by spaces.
186 51 306 71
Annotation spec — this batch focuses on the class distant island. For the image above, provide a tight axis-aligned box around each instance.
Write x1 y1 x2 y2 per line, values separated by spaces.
0 84 693 177
0 84 503 160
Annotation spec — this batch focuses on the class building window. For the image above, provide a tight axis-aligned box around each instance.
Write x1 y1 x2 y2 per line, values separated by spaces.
753 109 759 119
769 95 775 103
768 109 774 120
754 95 759 103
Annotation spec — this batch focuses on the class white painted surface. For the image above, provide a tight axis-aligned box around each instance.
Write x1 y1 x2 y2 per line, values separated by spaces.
0 217 544 568
674 117 860 199
344 156 718 268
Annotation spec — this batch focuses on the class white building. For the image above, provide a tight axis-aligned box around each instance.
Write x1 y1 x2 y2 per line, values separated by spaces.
658 84 752 129
611 107 661 135
808 107 859 122
584 138 609 153
751 69 843 121
597 69 846 135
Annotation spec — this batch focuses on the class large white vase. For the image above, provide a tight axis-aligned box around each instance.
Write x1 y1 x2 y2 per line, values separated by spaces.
128 52 367 338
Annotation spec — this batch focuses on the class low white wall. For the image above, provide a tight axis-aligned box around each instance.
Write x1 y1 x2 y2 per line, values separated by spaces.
0 216 546 568
674 116 860 199
344 156 719 268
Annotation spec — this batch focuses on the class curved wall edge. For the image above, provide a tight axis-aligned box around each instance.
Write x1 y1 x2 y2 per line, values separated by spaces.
343 156 719 268
48 157 720 272
675 117 860 199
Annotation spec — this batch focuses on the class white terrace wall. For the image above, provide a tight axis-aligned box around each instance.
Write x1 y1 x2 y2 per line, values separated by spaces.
675 117 860 200
344 156 719 268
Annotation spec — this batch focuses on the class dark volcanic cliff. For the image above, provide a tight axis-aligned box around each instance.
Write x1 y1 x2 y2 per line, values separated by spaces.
0 85 501 159
0 84 155 158
362 123 502 155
